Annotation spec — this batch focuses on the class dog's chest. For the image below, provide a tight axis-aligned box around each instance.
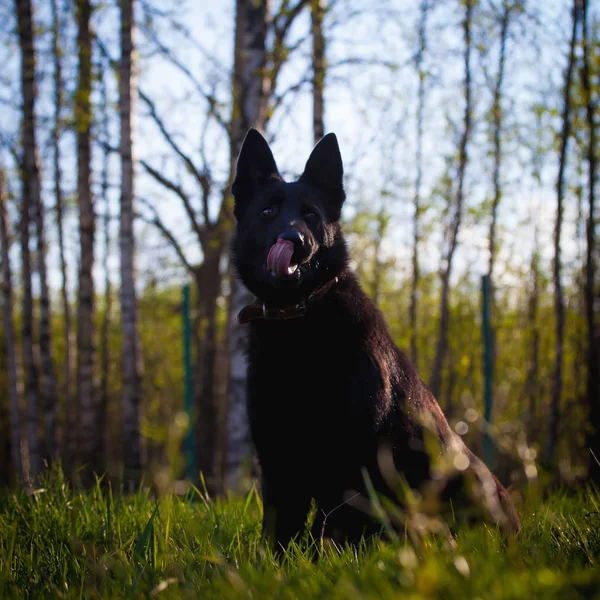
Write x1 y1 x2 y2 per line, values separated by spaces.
249 321 354 410
246 316 379 465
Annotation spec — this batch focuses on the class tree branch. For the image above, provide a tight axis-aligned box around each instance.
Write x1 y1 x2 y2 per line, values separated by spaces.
198 115 212 227
139 89 214 226
139 158 206 245
137 24 229 135
269 1 310 116
270 74 312 117
137 197 195 273
96 38 118 69
273 0 309 43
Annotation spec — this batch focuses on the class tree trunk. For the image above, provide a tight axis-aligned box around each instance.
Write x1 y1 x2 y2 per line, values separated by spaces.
51 0 74 475
429 0 473 400
487 3 510 403
120 0 143 491
0 169 23 481
445 350 456 421
193 245 221 492
34 108 58 467
75 0 99 485
311 0 325 144
14 0 41 480
22 0 59 468
573 181 586 403
525 230 541 437
371 208 388 309
581 0 599 483
488 5 509 288
544 0 578 467
410 0 428 370
16 0 59 474
99 66 112 475
225 0 270 490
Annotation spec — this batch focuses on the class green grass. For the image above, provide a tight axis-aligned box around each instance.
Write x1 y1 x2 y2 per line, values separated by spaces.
0 473 599 599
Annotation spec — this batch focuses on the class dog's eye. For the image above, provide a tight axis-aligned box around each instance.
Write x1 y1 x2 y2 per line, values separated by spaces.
261 207 274 217
304 209 318 220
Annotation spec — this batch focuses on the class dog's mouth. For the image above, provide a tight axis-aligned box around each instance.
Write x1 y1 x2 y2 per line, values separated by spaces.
267 239 299 279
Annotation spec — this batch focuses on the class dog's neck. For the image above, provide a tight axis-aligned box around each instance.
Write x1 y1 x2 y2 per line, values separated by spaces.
237 277 339 324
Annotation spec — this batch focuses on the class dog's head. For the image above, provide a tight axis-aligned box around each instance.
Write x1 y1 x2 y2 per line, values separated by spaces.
232 129 348 305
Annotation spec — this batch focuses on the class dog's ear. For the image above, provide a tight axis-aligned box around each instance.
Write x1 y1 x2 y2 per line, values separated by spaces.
232 129 280 219
299 133 345 220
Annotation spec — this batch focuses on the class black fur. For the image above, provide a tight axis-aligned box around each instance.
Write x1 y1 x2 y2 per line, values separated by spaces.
232 129 520 550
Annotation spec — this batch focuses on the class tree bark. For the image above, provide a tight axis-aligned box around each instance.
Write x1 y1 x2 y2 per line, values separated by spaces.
311 0 325 144
14 0 41 480
0 169 23 481
225 0 271 490
23 0 58 463
120 0 143 491
410 0 428 369
371 208 388 309
487 1 511 367
51 0 74 475
27 7 59 468
484 1 511 441
544 0 578 467
429 0 473 400
488 4 509 288
35 191 58 467
580 0 599 483
525 231 541 436
75 0 99 484
193 248 221 491
99 66 112 475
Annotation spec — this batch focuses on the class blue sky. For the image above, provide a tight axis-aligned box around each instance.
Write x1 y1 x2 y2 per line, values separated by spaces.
0 0 589 300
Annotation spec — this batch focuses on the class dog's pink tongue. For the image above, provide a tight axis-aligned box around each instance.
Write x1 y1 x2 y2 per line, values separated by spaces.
267 238 295 277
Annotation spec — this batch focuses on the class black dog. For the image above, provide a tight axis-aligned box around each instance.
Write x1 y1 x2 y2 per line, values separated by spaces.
232 129 520 551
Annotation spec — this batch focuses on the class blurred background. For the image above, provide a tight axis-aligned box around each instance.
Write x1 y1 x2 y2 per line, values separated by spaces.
0 0 598 495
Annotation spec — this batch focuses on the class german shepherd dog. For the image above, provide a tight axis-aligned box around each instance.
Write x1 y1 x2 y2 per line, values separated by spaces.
232 129 520 551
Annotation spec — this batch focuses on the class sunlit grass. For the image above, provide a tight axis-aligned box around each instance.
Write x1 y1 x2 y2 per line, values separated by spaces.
0 470 598 598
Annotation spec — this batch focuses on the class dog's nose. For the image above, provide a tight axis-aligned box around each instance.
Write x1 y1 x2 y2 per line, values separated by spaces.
279 230 304 248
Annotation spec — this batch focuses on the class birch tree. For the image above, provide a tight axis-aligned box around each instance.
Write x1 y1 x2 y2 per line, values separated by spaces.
14 0 42 478
580 0 599 482
525 227 541 431
0 169 22 480
410 0 429 369
16 0 61 466
487 2 512 291
311 0 325 143
486 0 514 345
32 62 58 468
51 0 74 472
429 0 473 400
226 0 271 490
120 0 143 490
99 65 112 473
544 0 579 466
75 0 99 483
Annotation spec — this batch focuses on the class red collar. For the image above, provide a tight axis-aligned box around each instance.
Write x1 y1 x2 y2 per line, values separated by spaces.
237 277 339 324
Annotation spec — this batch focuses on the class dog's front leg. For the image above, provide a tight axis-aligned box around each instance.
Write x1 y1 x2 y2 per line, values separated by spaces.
261 471 312 554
